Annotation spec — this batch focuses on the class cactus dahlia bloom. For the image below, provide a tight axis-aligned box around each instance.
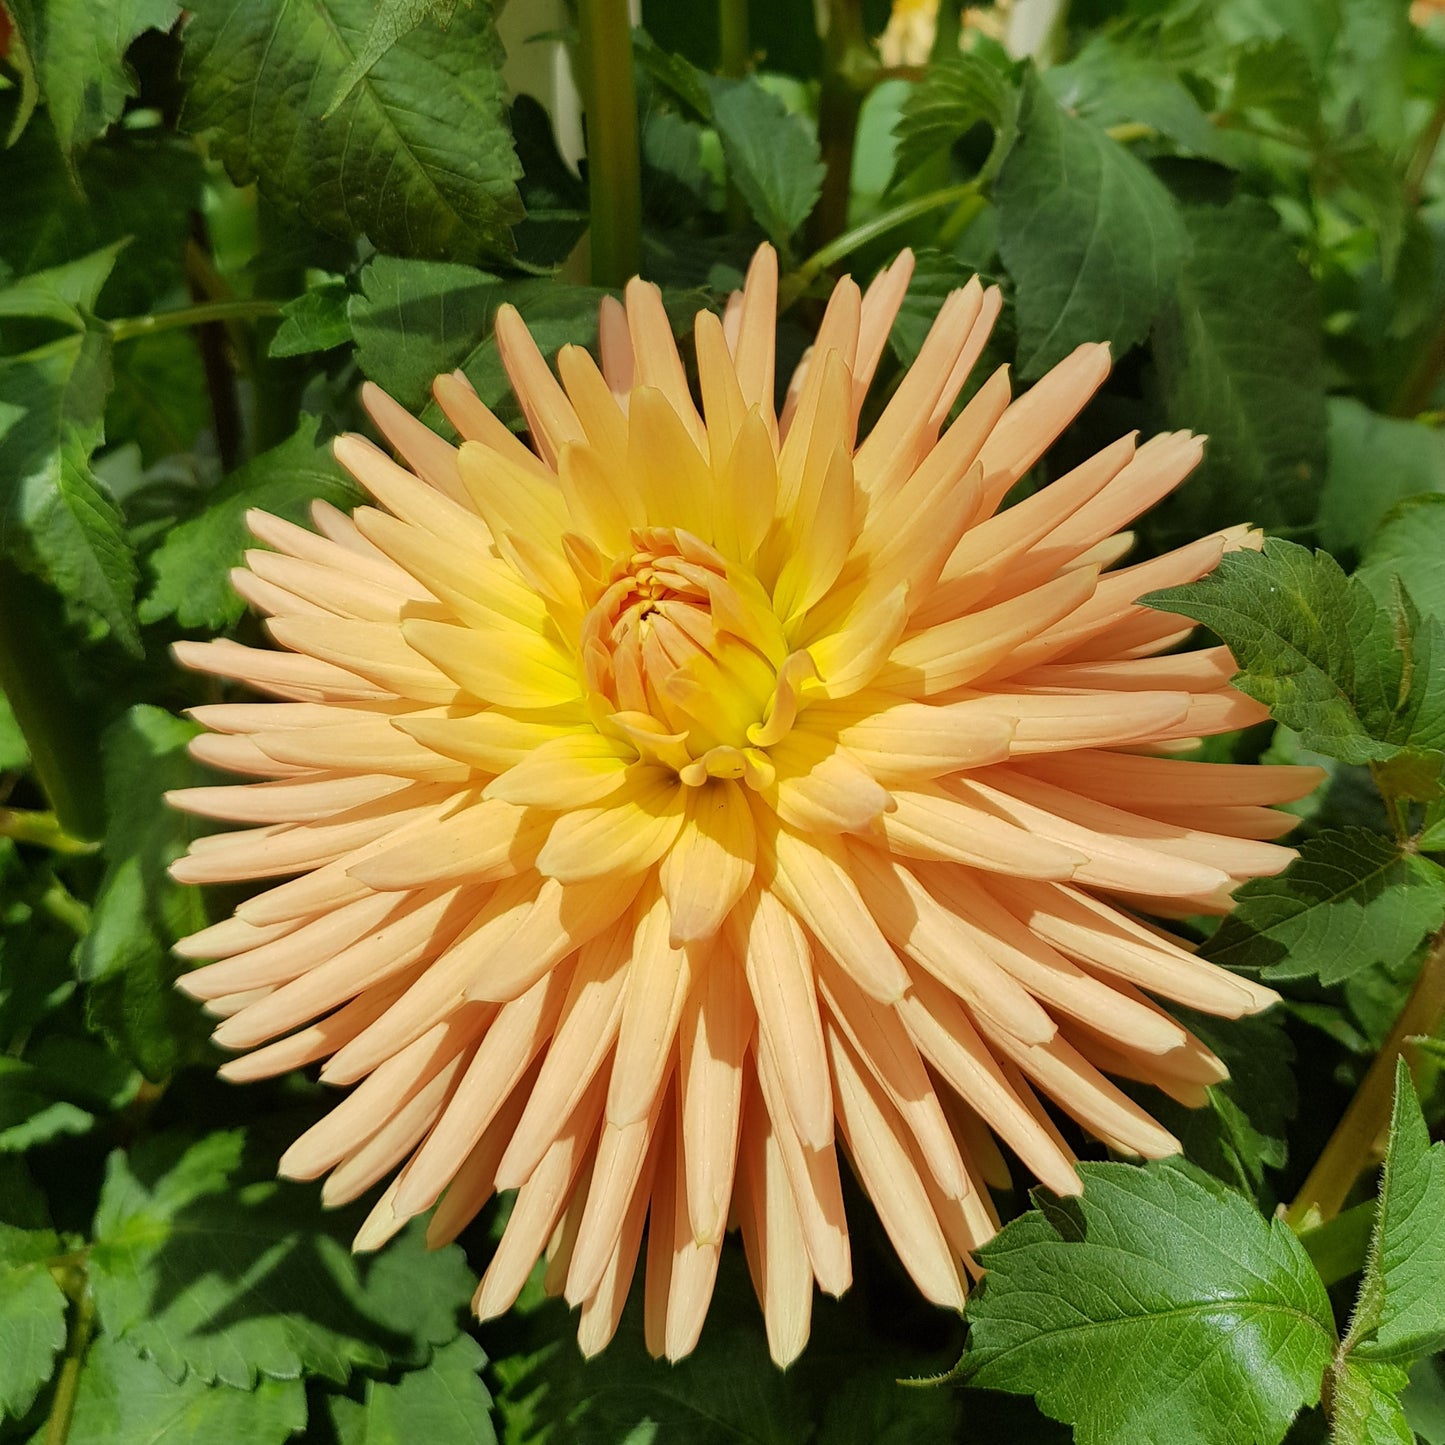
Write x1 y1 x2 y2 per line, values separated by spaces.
169 245 1317 1366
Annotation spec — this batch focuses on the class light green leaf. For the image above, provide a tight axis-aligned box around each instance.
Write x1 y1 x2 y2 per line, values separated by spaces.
962 1161 1335 1445
327 1336 497 1444
1318 399 1445 557
890 54 1018 184
995 70 1187 378
0 1220 67 1420
181 0 522 264
76 705 213 1081
3 0 180 161
89 1129 476 1388
705 76 825 250
1152 198 1327 538
1147 539 1445 785
0 325 140 653
141 415 362 630
326 0 471 113
1202 829 1445 985
269 283 354 359
65 1335 307 1445
1402 1355 1445 1444
1357 495 1445 626
1349 1062 1445 1363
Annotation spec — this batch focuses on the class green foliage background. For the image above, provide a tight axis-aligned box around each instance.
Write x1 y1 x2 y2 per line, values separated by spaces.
0 0 1443 1440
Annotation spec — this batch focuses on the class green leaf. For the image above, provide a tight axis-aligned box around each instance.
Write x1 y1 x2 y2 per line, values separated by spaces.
4 0 181 161
995 70 1188 378
1230 36 1320 137
269 282 353 359
141 415 362 630
0 1220 68 1419
327 1336 497 1444
1349 1062 1445 1363
1357 495 1445 626
0 1056 93 1153
962 1161 1335 1445
0 318 140 653
890 55 1019 184
1152 198 1327 538
1402 1355 1445 1444
1318 399 1445 558
1147 540 1445 783
181 0 523 264
705 76 825 251
511 94 591 269
1330 1356 1414 1445
76 705 213 1081
65 1335 307 1445
1202 829 1445 985
0 240 128 331
89 1129 476 1387
325 0 471 113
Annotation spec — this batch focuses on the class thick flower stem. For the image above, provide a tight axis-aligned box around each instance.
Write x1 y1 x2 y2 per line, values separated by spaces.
808 0 875 254
578 0 643 289
1284 926 1445 1231
0 562 105 842
43 1268 94 1445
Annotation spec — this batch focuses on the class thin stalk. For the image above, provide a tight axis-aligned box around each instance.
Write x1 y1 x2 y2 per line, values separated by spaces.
0 808 96 854
107 298 280 344
43 1271 94 1445
0 562 105 841
1405 84 1445 209
783 181 981 305
578 0 642 288
808 0 875 254
719 0 750 230
1392 302 1445 418
1285 927 1445 1231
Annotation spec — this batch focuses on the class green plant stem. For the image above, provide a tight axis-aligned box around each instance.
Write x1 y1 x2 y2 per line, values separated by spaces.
578 0 642 288
107 298 280 344
0 808 95 854
1405 83 1445 209
40 878 91 937
1393 302 1445 419
808 0 876 254
0 562 105 842
783 181 981 305
718 0 751 231
1285 927 1445 1231
43 1271 94 1445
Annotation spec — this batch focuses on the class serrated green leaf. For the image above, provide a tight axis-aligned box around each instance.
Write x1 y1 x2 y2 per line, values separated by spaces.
4 0 180 162
325 0 470 113
705 75 825 251
89 1129 476 1388
106 329 211 468
995 69 1187 378
0 1057 92 1151
1148 540 1445 785
75 705 213 1081
0 1219 67 1419
890 54 1018 184
1318 400 1445 558
962 1161 1335 1445
0 241 128 331
64 1335 307 1445
1152 199 1327 538
141 415 362 630
0 326 140 652
327 1336 496 1444
1357 495 1445 626
1202 829 1445 985
269 283 353 359
181 0 522 264
1349 1062 1445 1363
1330 1356 1414 1445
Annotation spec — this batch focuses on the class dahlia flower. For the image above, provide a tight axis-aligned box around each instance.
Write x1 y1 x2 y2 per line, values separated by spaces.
169 246 1318 1365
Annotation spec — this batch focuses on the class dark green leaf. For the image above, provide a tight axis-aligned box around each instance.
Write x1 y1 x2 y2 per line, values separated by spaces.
995 70 1187 377
181 0 523 264
1402 1355 1445 1444
1329 1356 1414 1445
76 705 214 1081
269 283 353 359
1230 37 1320 136
1357 495 1445 626
705 76 825 250
1152 199 1327 538
327 1336 496 1444
1318 400 1445 558
0 1219 68 1419
64 1335 307 1445
89 1129 476 1387
1202 829 1445 985
0 1056 93 1153
1147 540 1445 783
962 1161 1335 1445
4 0 180 161
141 415 362 630
633 29 714 124
511 94 590 268
0 240 127 330
325 0 471 113
890 55 1019 184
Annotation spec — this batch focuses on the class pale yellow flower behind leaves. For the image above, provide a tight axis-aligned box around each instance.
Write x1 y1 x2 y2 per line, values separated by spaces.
169 247 1318 1366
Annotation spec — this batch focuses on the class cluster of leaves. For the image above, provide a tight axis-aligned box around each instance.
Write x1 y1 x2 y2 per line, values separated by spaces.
0 0 1441 1440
